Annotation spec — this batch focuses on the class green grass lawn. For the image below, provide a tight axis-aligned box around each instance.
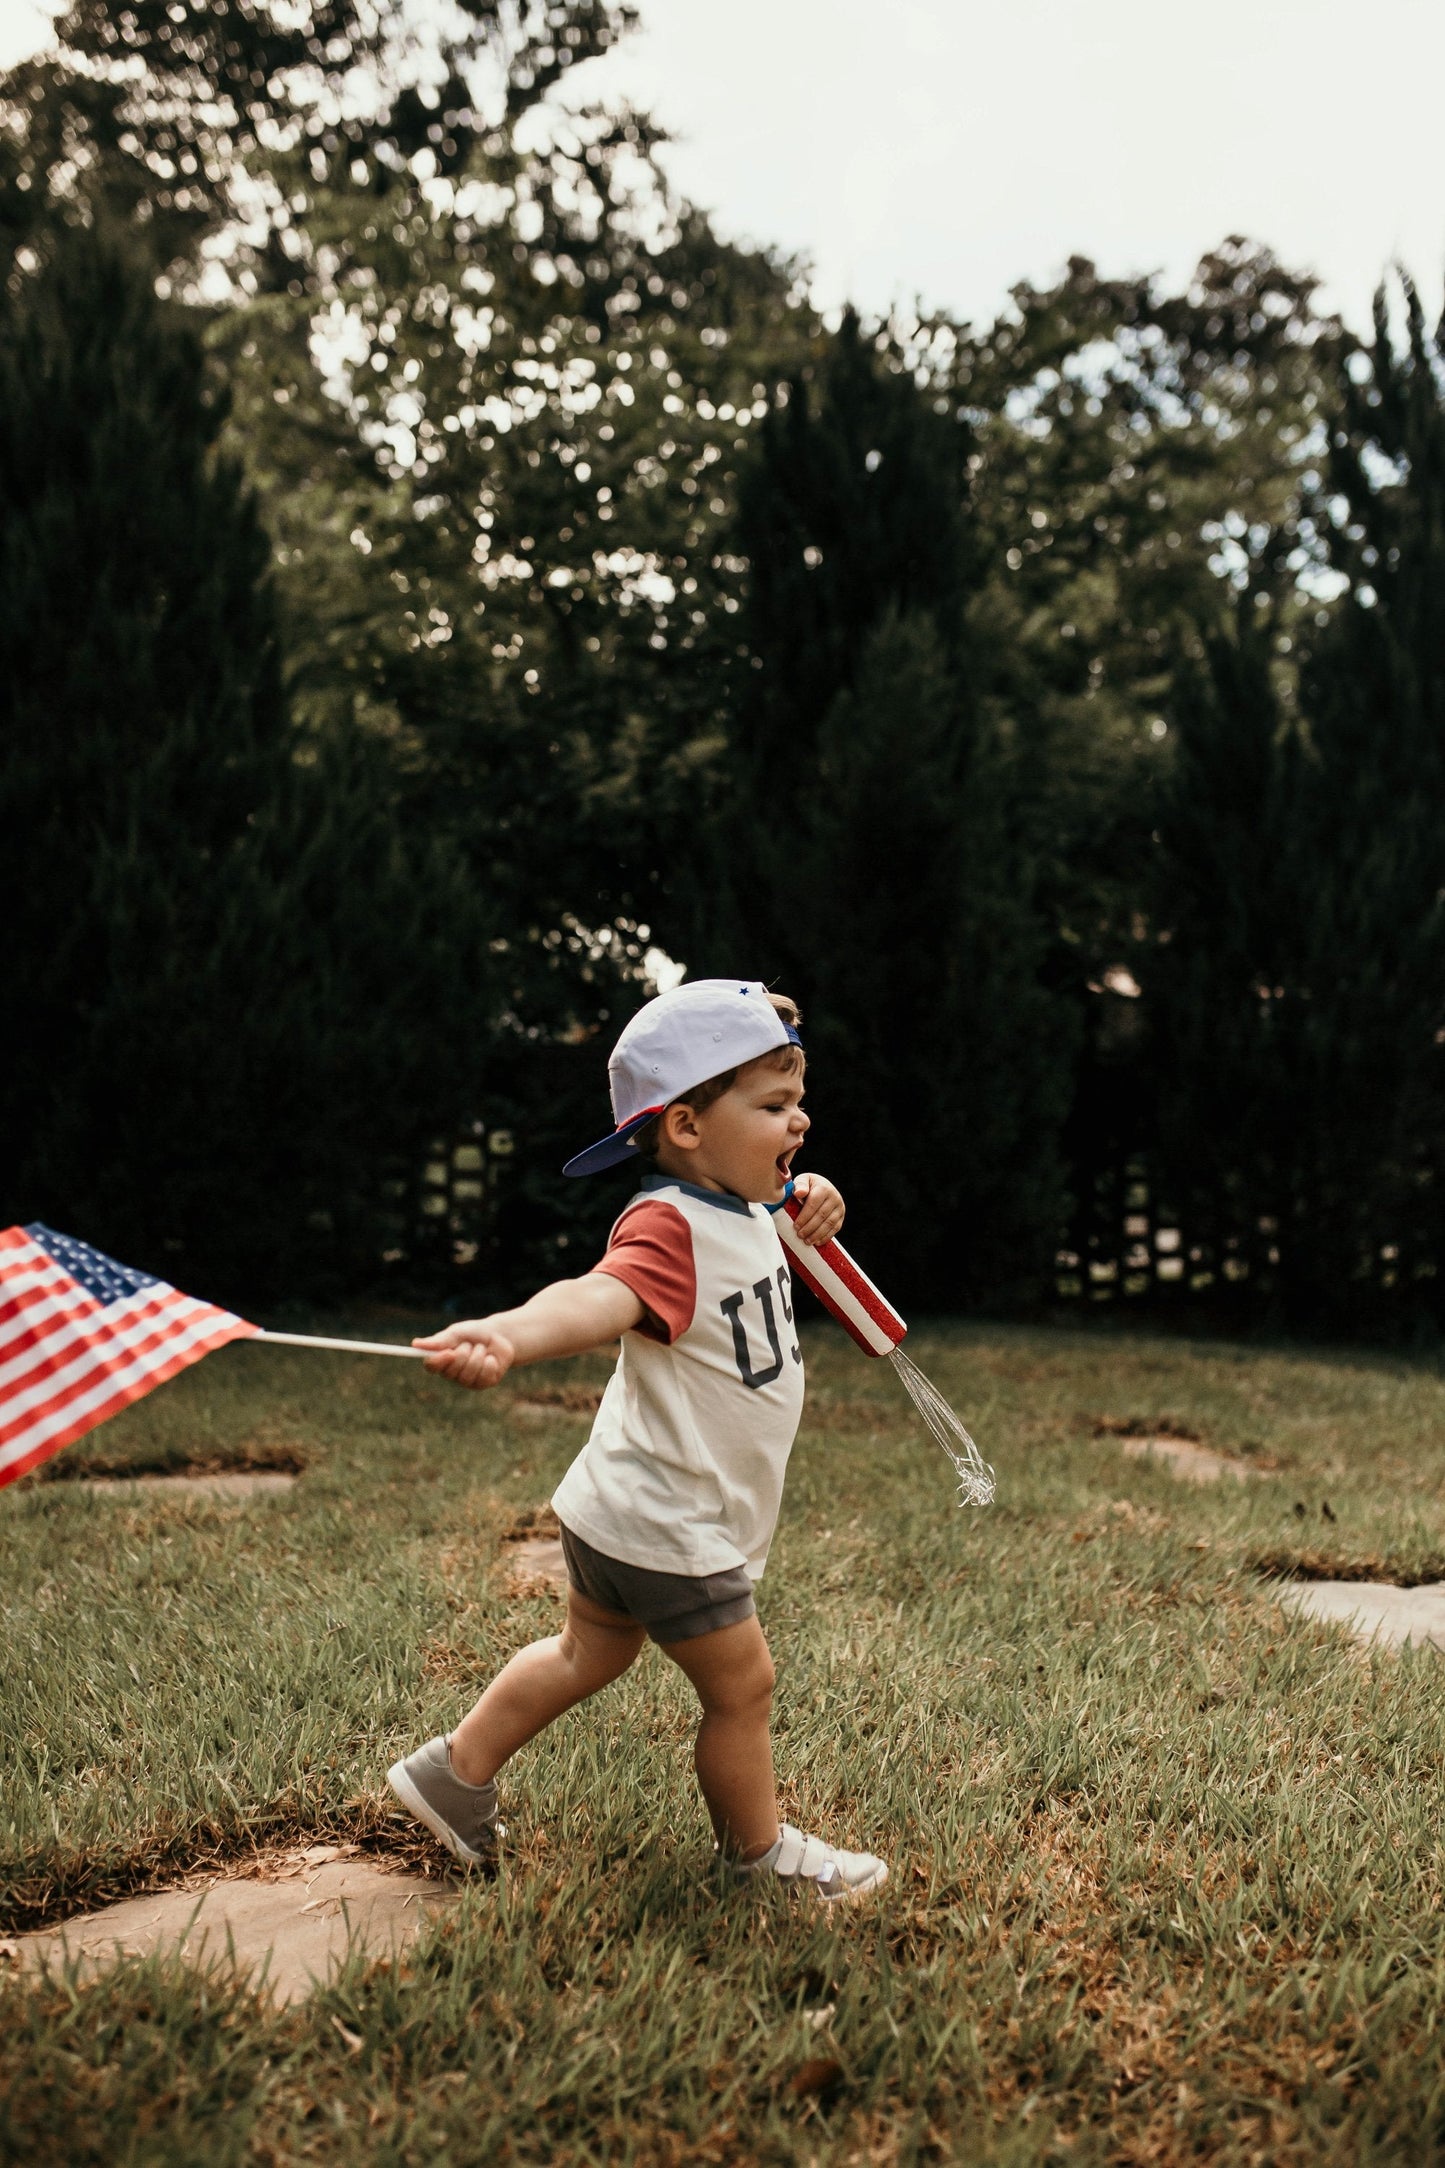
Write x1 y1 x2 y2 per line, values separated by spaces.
6 1314 1445 2163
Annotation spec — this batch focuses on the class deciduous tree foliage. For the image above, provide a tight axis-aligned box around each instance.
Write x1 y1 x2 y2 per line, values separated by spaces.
0 0 636 276
937 244 1348 1310
942 242 1341 969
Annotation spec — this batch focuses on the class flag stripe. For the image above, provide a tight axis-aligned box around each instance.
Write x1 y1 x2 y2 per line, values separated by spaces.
0 1276 214 1367
0 1283 184 1389
0 1264 102 1323
0 1311 256 1473
0 1297 252 1439
0 1318 252 1483
0 1225 255 1487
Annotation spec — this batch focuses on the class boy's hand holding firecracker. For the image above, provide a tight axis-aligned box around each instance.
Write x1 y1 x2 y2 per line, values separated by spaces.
777 1169 845 1246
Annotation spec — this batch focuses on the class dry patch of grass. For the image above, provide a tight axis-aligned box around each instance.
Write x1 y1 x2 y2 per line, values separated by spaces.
498 1501 564 1542
511 1384 605 1417
1091 1413 1205 1443
37 1435 306 1481
1251 1545 1445 1586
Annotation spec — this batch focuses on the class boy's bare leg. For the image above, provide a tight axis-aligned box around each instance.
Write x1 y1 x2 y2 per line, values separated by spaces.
448 1588 646 1787
663 1617 780 1860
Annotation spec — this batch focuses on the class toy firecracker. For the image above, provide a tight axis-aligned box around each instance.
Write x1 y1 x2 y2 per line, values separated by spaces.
776 1197 993 1507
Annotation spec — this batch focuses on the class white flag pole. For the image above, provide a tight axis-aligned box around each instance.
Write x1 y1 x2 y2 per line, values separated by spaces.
253 1329 429 1360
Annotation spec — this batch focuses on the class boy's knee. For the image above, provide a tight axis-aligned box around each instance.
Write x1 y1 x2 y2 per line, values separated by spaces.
560 1615 642 1682
706 1645 774 1716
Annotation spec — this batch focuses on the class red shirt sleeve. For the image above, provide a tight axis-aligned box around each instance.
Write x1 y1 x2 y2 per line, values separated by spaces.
590 1200 696 1343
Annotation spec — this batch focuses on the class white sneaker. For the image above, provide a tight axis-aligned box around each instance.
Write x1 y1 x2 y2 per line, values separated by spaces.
735 1822 889 1904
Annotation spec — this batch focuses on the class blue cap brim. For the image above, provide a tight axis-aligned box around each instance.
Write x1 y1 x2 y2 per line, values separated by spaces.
562 1110 658 1177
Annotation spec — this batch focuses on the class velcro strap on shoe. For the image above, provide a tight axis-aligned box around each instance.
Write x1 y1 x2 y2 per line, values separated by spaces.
793 1833 834 1881
773 1824 808 1878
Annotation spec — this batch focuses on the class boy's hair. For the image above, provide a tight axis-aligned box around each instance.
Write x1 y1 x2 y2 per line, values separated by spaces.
632 992 803 1161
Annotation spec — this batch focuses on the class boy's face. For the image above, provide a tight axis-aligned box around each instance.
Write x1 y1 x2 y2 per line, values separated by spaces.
659 1059 809 1203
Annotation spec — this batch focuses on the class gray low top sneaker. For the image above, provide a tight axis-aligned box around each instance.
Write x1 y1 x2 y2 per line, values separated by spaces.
386 1736 503 1865
736 1822 888 1904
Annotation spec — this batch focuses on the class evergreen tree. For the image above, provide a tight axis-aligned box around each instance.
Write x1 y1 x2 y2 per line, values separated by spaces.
1141 607 1306 1309
0 225 493 1298
701 315 1071 1307
1 0 815 958
783 611 1068 1305
734 310 976 762
1145 276 1445 1329
936 245 1343 1299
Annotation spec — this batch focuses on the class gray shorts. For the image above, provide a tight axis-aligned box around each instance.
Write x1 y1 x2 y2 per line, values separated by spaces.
557 1523 757 1645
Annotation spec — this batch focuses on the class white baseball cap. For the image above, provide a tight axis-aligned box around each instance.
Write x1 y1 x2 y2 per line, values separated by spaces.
562 979 803 1177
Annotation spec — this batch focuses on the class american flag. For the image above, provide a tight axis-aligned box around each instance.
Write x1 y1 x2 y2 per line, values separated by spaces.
0 1225 256 1490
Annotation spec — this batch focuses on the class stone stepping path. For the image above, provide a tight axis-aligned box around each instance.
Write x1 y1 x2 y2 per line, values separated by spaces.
1095 1418 1256 1487
74 1472 297 1499
12 1846 457 2004
507 1534 568 1588
1119 1435 1252 1486
1275 1579 1445 1652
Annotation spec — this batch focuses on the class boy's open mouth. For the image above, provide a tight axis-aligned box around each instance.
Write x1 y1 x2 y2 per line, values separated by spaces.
776 1150 796 1179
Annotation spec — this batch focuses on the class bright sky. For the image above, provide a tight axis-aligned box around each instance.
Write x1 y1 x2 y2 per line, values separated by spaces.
0 0 42 69
4 0 1442 333
587 0 1445 333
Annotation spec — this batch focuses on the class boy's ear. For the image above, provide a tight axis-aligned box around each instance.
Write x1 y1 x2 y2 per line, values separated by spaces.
661 1100 702 1153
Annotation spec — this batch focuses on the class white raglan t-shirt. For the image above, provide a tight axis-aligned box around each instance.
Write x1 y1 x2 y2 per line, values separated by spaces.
550 1176 806 1580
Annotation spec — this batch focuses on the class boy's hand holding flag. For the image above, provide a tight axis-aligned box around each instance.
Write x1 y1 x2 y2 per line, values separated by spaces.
0 1225 428 1490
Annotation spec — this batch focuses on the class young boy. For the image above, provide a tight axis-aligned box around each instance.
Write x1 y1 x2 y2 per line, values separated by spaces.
387 979 888 1903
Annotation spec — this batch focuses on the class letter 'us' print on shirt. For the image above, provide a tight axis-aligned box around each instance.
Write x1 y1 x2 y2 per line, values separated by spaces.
720 1266 802 1390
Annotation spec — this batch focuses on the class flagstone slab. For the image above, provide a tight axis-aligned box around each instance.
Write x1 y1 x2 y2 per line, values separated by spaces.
507 1534 568 1588
76 1471 297 1498
14 1848 458 2004
1275 1578 1445 1651
1120 1436 1252 1485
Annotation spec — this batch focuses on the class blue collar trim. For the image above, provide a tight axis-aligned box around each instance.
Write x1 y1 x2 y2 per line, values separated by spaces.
640 1173 755 1217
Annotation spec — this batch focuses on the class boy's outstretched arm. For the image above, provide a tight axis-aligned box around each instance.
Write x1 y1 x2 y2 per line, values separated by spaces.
413 1274 645 1390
